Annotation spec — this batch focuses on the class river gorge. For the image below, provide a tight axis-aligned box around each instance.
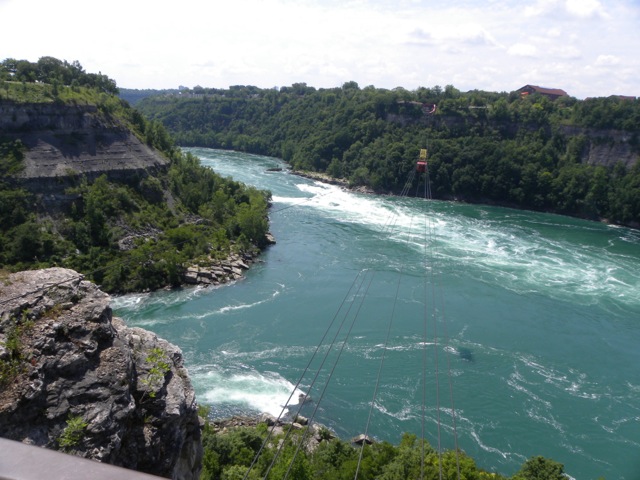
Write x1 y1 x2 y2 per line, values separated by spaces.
113 149 640 479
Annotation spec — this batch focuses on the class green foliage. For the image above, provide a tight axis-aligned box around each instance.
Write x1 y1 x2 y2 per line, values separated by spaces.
200 425 545 480
57 414 89 451
512 456 565 480
0 138 25 176
136 83 640 226
0 311 33 385
200 424 267 480
1 57 117 95
0 65 272 293
140 347 171 399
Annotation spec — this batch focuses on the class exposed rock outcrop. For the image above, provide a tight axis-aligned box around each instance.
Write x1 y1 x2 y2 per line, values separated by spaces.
182 252 264 287
558 125 639 169
1 103 169 179
210 414 333 454
0 102 170 211
0 268 202 479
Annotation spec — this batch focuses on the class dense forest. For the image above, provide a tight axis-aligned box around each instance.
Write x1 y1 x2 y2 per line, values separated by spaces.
0 58 271 293
199 419 569 480
133 82 640 227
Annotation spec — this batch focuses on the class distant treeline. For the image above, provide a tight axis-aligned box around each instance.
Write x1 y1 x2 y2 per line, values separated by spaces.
119 87 182 106
134 82 640 227
1 57 118 94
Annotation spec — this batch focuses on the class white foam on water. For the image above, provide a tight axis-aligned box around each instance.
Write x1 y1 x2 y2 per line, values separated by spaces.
274 180 640 307
111 285 208 314
194 367 303 418
469 431 511 459
218 289 281 314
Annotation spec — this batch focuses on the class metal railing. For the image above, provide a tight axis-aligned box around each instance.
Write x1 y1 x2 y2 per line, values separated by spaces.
0 438 164 480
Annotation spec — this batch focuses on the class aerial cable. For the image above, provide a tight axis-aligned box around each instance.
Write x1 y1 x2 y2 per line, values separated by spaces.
242 268 369 480
354 213 416 479
418 158 446 479
420 157 433 479
422 160 461 479
270 269 371 478
425 159 461 478
276 189 416 478
274 170 418 478
274 263 379 479
260 187 407 477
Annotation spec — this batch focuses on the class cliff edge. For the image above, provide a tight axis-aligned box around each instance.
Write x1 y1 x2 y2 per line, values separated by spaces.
0 268 202 479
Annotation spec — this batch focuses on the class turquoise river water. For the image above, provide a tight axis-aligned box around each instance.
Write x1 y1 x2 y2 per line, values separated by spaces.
113 149 640 479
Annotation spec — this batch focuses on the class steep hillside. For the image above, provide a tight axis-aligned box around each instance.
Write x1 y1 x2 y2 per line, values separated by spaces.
135 84 640 227
0 101 169 211
0 61 272 293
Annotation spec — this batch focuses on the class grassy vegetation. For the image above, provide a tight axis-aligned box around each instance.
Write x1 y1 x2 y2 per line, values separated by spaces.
0 311 33 386
0 80 104 104
57 414 89 451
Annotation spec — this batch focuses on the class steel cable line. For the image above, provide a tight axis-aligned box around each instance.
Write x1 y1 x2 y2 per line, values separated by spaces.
248 171 413 479
422 161 461 479
279 266 379 480
241 267 368 480
425 161 461 478
265 170 418 479
237 151 461 479
259 269 370 479
351 170 418 478
353 217 415 479
420 169 431 480
277 188 419 478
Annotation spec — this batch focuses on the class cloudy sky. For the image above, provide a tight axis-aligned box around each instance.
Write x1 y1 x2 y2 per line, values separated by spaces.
1 0 638 98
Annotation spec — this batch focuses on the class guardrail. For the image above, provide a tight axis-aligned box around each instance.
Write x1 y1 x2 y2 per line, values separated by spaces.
0 438 164 480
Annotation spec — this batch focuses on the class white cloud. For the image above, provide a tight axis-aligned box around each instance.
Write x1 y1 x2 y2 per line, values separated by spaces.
552 45 582 59
565 0 606 18
524 0 559 17
0 0 638 98
524 0 606 19
508 43 539 57
595 54 621 66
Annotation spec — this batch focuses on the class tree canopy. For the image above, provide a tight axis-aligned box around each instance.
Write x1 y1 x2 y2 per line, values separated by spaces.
199 421 568 480
135 83 640 227
0 56 118 94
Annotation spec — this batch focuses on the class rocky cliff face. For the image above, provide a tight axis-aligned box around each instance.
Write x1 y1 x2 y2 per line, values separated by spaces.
558 125 638 168
0 102 169 208
0 268 202 479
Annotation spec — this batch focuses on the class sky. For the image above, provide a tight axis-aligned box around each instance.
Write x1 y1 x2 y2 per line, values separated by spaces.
1 0 638 98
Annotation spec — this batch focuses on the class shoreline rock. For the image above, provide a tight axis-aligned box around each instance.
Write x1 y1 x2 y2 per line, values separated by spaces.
181 235 274 288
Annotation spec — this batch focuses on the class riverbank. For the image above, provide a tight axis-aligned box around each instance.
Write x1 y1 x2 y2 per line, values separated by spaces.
181 233 276 288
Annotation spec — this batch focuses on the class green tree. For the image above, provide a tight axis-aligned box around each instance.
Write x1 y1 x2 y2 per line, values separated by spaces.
513 456 565 480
